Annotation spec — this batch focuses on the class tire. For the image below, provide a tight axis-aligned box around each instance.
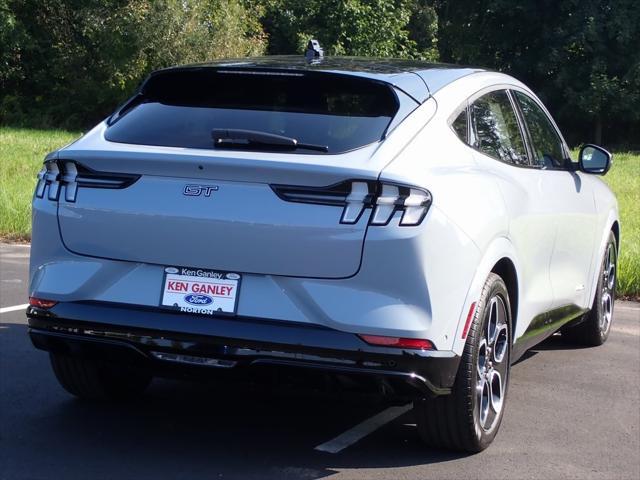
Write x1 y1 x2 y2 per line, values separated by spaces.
414 273 511 452
49 353 152 400
562 231 617 346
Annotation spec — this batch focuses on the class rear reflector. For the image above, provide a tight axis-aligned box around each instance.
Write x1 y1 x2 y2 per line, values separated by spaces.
461 302 477 339
358 334 435 350
29 297 58 309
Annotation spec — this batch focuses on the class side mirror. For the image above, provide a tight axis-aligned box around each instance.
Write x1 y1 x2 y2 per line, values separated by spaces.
578 144 612 175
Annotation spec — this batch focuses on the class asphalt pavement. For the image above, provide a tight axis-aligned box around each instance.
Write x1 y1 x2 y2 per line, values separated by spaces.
1 243 639 480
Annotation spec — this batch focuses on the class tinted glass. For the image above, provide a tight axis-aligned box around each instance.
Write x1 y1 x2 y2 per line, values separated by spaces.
452 108 468 142
514 91 565 168
470 90 527 166
105 70 399 154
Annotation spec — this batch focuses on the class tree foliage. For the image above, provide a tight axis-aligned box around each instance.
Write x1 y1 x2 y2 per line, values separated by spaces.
0 0 266 128
259 0 437 59
0 0 637 146
435 0 640 145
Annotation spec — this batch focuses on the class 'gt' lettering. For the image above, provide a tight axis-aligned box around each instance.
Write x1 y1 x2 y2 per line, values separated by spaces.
183 185 219 197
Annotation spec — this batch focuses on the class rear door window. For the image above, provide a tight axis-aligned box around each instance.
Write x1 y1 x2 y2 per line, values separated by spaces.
105 70 400 154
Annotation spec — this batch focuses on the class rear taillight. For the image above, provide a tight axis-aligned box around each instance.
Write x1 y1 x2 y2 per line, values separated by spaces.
35 160 139 203
358 334 435 350
370 184 432 226
29 297 58 309
272 180 432 227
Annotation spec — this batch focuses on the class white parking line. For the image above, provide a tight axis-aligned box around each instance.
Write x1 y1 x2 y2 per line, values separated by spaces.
0 304 29 314
314 403 412 454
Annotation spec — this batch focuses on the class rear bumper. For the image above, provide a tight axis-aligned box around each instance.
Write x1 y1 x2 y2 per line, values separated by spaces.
27 302 460 397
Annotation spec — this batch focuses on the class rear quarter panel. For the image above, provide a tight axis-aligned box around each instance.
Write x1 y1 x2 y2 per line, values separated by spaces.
377 73 555 353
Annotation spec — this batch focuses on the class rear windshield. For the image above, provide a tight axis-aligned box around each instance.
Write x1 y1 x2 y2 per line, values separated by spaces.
105 69 400 154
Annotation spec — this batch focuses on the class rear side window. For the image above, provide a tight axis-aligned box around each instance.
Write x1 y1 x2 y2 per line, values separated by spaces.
451 108 468 143
470 90 528 166
514 91 566 169
105 70 400 154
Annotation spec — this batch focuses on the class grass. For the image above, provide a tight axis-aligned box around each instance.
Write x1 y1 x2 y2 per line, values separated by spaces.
0 126 638 297
601 152 640 299
0 128 80 241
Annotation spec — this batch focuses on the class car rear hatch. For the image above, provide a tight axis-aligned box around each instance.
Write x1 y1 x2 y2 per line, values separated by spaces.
52 67 415 278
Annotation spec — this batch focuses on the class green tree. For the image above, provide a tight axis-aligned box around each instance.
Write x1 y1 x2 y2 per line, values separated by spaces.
407 0 439 59
552 1 640 144
0 0 266 129
259 0 437 59
434 0 640 146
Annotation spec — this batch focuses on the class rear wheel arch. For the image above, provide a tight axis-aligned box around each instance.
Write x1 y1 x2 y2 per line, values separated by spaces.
451 238 521 355
491 257 519 339
611 221 620 251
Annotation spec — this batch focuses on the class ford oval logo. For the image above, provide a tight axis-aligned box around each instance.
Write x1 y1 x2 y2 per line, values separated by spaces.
184 294 213 306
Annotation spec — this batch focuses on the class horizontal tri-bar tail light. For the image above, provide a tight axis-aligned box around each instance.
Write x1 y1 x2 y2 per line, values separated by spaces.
272 180 432 227
35 160 140 202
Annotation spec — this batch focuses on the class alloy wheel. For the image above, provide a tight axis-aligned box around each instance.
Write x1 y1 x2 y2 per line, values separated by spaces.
476 295 509 432
600 242 616 335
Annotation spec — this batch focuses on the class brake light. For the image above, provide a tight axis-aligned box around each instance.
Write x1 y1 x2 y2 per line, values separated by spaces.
35 160 139 203
358 334 435 350
29 297 58 309
272 180 432 227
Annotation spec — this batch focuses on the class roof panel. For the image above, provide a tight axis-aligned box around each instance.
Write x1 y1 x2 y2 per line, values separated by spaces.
156 56 485 103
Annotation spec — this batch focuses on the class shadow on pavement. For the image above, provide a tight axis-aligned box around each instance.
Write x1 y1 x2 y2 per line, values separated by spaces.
513 331 596 365
0 322 469 479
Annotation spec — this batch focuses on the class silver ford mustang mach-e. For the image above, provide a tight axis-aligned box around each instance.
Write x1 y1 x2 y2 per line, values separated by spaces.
27 52 619 451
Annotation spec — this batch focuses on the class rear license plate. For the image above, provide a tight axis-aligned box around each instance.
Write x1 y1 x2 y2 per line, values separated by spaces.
160 267 241 315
